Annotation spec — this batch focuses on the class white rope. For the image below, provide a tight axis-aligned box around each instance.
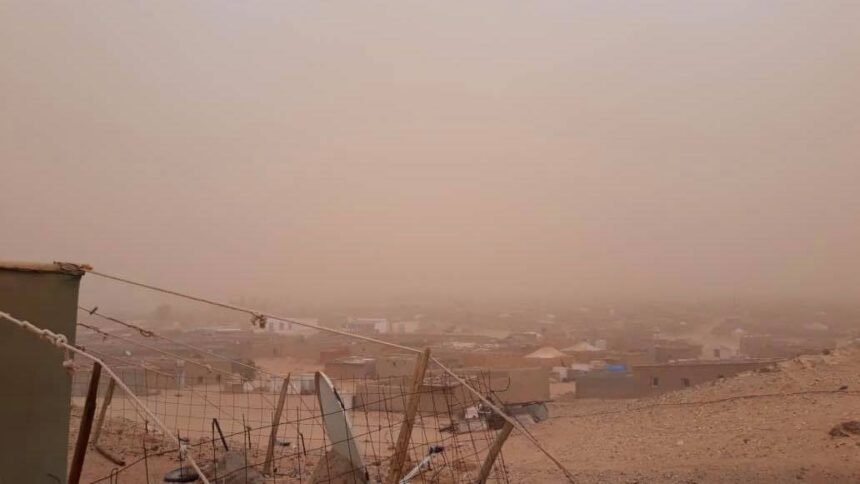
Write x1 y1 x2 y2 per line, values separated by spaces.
0 311 212 484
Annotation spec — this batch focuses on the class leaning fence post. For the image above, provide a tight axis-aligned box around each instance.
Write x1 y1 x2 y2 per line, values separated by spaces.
263 373 291 475
385 348 431 484
92 377 115 445
476 420 514 483
69 362 102 484
90 377 125 465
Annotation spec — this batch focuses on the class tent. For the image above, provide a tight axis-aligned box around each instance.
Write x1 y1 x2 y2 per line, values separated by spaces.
524 346 566 359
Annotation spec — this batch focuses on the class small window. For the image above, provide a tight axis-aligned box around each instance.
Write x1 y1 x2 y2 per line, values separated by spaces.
713 349 721 358
216 375 222 383
197 376 204 384
682 378 691 387
651 377 659 387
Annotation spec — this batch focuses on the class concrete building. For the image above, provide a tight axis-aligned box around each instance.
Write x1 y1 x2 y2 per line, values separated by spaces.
319 346 351 363
72 364 165 396
390 320 420 334
176 358 237 387
376 354 418 380
0 261 85 482
346 317 390 334
261 317 319 336
575 372 641 399
739 334 835 359
324 356 377 379
650 339 703 363
353 380 477 415
462 367 551 404
355 367 551 415
576 359 777 399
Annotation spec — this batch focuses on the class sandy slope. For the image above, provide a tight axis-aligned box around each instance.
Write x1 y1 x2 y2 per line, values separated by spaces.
504 345 860 483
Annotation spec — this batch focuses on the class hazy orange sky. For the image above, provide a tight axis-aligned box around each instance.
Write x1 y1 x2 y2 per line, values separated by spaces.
2 2 858 305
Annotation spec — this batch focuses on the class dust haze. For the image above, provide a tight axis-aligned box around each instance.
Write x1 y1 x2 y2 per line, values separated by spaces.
2 1 859 307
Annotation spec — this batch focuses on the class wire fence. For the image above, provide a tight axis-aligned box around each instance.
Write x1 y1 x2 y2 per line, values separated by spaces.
67 311 517 483
4 263 576 483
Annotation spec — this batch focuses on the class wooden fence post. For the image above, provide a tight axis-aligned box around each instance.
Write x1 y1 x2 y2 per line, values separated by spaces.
263 374 291 475
91 377 115 445
90 377 125 465
476 421 514 484
69 362 101 484
385 348 431 484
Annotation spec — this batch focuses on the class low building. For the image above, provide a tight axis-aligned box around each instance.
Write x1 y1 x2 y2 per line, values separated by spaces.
376 354 417 380
702 343 737 360
461 367 551 404
740 334 835 359
576 359 778 399
319 346 351 363
390 320 420 334
72 365 163 397
353 380 476 415
135 357 241 388
324 356 377 380
346 318 390 334
633 360 774 395
651 339 703 363
575 371 641 399
261 317 319 336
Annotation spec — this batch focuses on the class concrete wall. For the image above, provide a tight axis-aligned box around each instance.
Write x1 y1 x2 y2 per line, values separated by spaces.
463 367 551 404
72 366 166 396
353 367 550 414
458 352 533 369
353 382 478 415
651 344 703 363
180 359 236 386
319 347 350 363
575 372 641 399
633 360 773 395
324 360 377 380
740 335 834 359
0 262 84 482
576 360 776 399
375 354 417 380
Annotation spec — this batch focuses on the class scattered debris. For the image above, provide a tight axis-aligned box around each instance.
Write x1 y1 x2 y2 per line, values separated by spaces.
828 421 860 438
203 451 265 483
